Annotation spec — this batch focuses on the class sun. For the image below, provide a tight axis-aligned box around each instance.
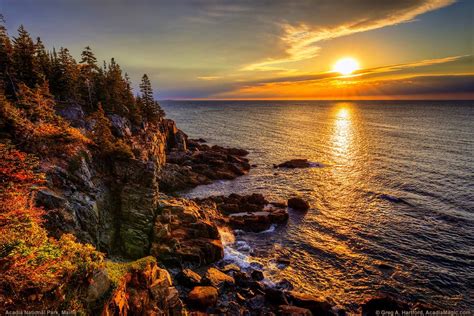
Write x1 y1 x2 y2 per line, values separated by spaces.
333 57 360 76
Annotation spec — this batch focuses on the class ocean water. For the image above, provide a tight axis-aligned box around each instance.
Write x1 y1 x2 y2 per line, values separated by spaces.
161 100 474 311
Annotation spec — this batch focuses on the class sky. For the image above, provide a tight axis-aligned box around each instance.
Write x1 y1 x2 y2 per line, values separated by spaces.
2 0 473 100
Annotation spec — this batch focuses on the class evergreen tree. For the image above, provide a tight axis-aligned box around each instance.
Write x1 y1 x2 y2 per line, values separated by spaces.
90 102 114 150
55 47 79 101
103 58 130 115
139 74 163 123
89 103 133 159
79 46 99 109
0 15 15 97
34 37 50 83
12 25 39 88
124 73 142 124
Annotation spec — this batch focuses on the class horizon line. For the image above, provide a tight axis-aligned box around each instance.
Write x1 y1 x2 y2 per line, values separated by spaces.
159 98 474 102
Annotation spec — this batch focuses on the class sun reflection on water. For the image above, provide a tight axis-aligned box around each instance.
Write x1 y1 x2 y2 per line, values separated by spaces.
332 104 353 163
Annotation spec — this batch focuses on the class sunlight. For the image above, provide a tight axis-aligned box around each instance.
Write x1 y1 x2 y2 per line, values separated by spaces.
332 105 353 161
333 57 360 76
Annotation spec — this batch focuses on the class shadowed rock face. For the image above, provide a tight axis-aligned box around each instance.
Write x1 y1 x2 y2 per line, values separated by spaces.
36 107 189 257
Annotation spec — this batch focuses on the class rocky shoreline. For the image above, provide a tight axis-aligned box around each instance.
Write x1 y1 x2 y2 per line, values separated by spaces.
6 103 425 315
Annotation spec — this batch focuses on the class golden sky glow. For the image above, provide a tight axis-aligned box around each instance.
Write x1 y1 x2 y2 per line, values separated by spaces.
4 0 473 99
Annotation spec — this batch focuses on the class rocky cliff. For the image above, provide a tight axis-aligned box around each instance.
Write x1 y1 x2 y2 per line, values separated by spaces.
37 106 187 260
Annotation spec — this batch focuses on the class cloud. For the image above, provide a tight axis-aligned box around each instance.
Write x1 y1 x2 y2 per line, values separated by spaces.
211 54 473 99
243 0 456 71
212 74 474 100
238 54 472 87
197 76 222 80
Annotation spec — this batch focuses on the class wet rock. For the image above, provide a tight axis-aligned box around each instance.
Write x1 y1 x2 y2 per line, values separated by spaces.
222 264 241 273
159 138 251 193
229 211 272 232
287 291 334 316
275 159 311 169
202 267 235 291
288 197 310 211
279 305 313 316
177 268 202 287
187 286 219 309
251 270 264 281
197 193 288 232
234 271 252 287
361 296 409 316
264 287 288 305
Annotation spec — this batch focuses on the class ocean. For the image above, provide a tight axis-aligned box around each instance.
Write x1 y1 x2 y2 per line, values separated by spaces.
161 100 474 311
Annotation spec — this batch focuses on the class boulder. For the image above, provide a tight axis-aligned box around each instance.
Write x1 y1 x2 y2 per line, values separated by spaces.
176 269 202 288
251 270 264 281
196 193 288 233
275 159 311 169
202 267 235 290
102 257 184 315
85 269 111 303
150 197 224 266
288 197 310 211
187 286 219 309
229 211 272 232
264 287 288 305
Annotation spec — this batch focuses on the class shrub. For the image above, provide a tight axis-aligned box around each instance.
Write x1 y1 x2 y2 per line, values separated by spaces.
0 144 104 308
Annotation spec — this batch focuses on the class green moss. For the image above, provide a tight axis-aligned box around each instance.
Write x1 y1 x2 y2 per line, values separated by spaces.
105 256 156 288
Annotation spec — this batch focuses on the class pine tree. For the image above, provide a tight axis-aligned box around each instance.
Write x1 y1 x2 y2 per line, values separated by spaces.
12 25 39 88
89 103 133 159
139 74 153 107
35 37 50 83
0 15 15 97
139 74 163 123
55 47 79 101
90 102 114 150
79 46 99 109
103 58 131 115
124 73 142 124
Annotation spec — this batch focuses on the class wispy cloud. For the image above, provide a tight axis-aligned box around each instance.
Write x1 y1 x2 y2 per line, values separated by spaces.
243 0 456 71
197 76 222 80
240 55 471 86
214 54 473 99
213 74 474 100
